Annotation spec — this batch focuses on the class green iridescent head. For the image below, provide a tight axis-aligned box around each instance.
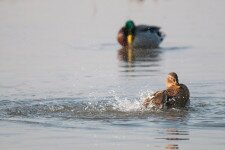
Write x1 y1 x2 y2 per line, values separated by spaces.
125 20 135 34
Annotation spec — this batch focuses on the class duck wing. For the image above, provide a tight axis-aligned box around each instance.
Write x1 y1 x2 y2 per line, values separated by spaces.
135 25 165 41
144 90 166 108
136 25 161 33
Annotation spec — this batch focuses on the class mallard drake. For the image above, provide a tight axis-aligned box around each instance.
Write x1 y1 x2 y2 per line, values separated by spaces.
144 72 190 109
117 20 165 49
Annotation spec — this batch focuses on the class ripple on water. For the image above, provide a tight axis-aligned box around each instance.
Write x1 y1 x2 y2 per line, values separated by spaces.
0 95 189 124
2 92 224 129
189 96 225 128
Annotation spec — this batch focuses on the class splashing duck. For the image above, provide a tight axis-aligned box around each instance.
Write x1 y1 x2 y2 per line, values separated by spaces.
117 20 165 49
144 72 190 109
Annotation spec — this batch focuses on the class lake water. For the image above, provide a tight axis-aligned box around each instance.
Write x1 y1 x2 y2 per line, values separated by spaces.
1 0 225 149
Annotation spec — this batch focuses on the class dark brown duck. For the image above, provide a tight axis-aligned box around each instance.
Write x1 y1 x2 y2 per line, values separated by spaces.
144 72 190 109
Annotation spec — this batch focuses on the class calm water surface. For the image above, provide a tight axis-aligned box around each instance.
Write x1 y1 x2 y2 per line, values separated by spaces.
1 0 225 149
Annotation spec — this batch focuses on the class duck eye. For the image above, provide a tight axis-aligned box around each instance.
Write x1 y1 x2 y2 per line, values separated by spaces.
173 79 176 83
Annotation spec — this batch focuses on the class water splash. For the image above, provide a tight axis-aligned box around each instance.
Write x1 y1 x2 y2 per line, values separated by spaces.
0 90 188 121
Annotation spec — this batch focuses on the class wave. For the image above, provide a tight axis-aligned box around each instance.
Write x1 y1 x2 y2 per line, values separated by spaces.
0 91 188 121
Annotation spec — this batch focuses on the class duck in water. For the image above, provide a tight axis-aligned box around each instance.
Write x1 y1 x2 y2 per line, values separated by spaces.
117 20 165 49
144 72 190 109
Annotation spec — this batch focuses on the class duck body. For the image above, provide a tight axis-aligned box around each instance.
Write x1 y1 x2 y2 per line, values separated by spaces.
144 73 190 109
165 84 190 108
133 25 164 49
144 84 190 109
117 21 165 49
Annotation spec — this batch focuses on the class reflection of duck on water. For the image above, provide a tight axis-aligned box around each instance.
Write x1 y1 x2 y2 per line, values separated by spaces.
117 47 161 62
165 144 179 150
117 20 165 49
144 72 190 109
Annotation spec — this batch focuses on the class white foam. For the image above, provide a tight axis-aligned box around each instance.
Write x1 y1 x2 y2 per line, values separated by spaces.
110 89 156 112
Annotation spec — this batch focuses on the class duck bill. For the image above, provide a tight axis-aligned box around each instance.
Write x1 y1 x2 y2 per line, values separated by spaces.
127 34 133 47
